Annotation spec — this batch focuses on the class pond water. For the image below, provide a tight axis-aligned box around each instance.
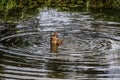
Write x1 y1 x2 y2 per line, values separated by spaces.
0 8 120 80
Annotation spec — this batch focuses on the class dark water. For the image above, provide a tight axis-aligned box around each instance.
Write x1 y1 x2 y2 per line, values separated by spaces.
0 9 120 80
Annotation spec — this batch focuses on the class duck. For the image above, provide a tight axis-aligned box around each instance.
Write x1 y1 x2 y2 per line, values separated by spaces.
50 32 63 53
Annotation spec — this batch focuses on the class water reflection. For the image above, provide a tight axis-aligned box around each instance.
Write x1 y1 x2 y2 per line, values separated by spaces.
0 8 120 80
46 59 68 78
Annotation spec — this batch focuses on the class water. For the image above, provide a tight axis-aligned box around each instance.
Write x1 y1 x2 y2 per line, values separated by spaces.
0 9 120 80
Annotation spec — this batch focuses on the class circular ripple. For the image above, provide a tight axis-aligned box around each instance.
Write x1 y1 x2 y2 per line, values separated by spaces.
0 9 120 80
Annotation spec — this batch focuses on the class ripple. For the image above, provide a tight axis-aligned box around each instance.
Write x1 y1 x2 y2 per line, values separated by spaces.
0 9 120 80
0 32 39 41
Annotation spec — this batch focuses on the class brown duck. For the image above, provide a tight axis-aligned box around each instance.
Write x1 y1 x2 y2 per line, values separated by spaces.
50 32 63 53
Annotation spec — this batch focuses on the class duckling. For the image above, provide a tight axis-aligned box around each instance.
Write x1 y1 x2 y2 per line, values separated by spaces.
50 32 63 53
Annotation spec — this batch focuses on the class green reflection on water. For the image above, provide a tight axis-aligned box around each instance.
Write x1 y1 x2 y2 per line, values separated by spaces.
0 0 120 22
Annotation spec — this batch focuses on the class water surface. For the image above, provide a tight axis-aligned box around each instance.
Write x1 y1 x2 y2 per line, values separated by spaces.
0 9 120 80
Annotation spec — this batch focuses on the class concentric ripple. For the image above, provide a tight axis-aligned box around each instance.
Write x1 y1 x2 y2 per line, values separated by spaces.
0 9 120 80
